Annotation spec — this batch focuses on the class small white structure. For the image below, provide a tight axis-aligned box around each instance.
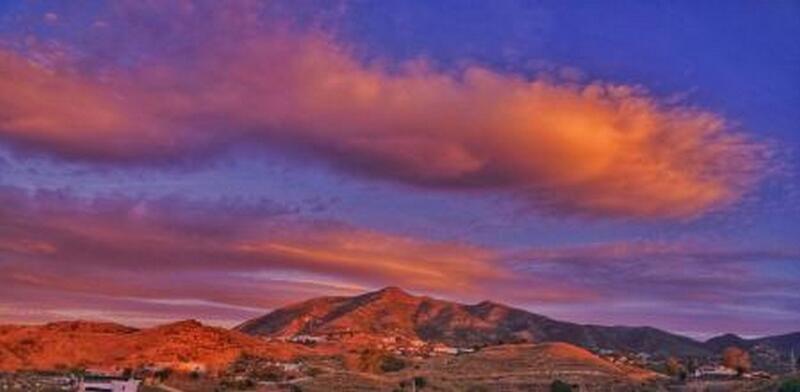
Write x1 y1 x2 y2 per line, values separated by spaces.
693 365 738 378
79 376 140 392
433 346 459 355
290 334 326 344
274 362 303 372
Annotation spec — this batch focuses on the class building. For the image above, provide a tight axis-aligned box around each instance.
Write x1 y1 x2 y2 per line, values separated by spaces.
433 346 459 355
78 376 140 392
289 334 326 344
693 365 738 378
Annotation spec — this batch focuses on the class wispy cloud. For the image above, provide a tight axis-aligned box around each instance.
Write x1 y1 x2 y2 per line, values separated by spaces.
505 241 800 334
0 186 507 323
0 186 797 334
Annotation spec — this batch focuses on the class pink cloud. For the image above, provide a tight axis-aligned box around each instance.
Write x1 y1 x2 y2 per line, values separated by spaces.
0 187 796 333
0 5 769 218
0 188 529 322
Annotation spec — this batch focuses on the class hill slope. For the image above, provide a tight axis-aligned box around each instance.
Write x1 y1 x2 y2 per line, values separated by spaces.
236 287 710 356
0 320 306 372
295 342 662 392
706 332 800 355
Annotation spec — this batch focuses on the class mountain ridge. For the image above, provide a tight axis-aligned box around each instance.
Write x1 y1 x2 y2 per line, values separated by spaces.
705 331 800 356
236 286 799 357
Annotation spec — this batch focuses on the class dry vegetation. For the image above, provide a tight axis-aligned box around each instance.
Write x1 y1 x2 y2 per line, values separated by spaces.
0 320 308 373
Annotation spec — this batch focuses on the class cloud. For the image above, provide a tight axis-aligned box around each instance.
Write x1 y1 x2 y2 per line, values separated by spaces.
0 187 513 323
0 187 797 334
0 2 769 218
505 241 800 334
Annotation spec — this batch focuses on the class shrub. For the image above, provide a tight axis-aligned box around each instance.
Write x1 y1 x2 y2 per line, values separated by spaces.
779 378 800 392
664 357 683 377
305 366 324 377
550 379 573 392
380 355 407 373
154 368 172 382
722 346 751 376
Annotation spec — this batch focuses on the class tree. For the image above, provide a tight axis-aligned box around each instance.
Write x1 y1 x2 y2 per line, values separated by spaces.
779 378 800 392
379 355 407 372
665 357 683 378
154 368 172 382
685 357 698 377
550 379 573 392
723 346 751 376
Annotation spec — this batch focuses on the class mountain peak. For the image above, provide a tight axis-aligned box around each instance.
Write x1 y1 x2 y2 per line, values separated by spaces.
372 286 413 298
236 287 715 356
706 332 744 343
156 319 205 331
474 300 502 308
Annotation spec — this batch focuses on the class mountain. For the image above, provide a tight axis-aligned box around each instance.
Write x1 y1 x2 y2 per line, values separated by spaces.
705 333 751 353
236 286 710 357
706 332 800 356
0 319 307 372
0 317 665 391
757 332 800 355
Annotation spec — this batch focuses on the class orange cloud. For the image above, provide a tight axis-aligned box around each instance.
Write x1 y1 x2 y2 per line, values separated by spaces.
0 29 766 217
0 189 508 306
236 228 504 293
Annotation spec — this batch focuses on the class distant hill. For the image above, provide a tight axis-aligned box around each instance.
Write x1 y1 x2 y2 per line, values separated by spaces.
236 286 711 357
706 332 800 356
705 333 751 353
0 319 307 372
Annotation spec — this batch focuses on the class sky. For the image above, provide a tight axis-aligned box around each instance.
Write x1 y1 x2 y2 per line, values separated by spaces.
0 0 798 339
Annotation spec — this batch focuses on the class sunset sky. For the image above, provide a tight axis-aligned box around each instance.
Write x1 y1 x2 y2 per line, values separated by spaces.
0 1 798 339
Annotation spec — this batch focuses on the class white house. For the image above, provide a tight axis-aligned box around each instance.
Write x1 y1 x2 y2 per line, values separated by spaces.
433 346 459 355
289 334 326 344
78 376 140 392
693 365 738 378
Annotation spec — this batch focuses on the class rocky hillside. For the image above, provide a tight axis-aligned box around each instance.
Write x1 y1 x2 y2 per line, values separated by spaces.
236 287 710 356
0 320 306 372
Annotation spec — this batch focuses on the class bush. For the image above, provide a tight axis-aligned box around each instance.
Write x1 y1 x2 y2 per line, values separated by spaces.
550 379 573 392
380 355 407 373
779 378 800 392
154 368 172 382
722 346 751 376
305 366 324 377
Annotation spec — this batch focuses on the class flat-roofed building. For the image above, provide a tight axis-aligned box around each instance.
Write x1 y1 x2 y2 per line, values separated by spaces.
78 376 140 392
